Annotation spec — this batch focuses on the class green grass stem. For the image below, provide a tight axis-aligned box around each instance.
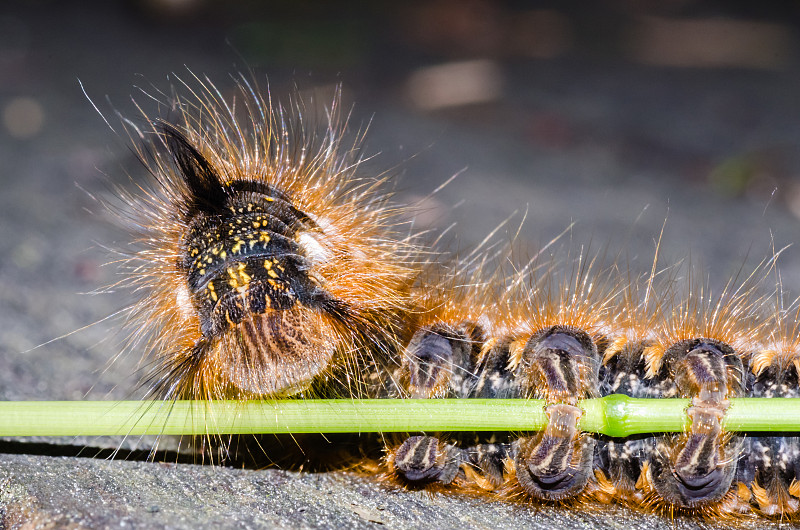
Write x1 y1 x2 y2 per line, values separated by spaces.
0 397 799 438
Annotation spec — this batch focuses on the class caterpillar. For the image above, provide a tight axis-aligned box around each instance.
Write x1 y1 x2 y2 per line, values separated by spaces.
386 238 800 523
93 73 800 522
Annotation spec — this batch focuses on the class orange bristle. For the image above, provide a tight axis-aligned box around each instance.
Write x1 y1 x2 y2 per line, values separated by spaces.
643 258 771 378
108 73 422 406
500 246 619 355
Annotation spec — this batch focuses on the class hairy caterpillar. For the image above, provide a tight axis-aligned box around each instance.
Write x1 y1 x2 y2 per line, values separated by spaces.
105 73 421 408
386 238 800 523
92 73 800 522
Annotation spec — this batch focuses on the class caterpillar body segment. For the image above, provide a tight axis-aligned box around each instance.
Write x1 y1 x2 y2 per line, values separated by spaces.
386 245 519 488
490 248 617 503
594 337 662 506
508 325 601 502
592 255 675 507
387 334 519 491
646 338 745 510
737 300 800 521
629 260 772 518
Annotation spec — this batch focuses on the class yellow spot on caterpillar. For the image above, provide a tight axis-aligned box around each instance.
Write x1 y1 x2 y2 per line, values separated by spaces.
207 282 217 302
506 338 527 372
592 469 617 504
476 338 497 365
198 268 206 276
643 343 666 378
461 465 496 492
253 221 261 228
263 260 272 269
219 250 227 260
267 269 279 279
259 232 270 243
238 262 251 284
738 481 753 504
231 241 243 254
227 267 240 288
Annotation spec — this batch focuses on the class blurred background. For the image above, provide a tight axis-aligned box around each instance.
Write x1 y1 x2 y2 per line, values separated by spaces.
2 0 800 396
0 0 798 395
2 2 800 528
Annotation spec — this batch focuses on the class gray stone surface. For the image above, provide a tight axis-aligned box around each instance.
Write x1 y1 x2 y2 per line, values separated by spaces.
2 2 800 528
0 453 748 530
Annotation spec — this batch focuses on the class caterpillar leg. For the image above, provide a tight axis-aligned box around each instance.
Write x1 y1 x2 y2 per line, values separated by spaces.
391 435 467 485
396 322 485 399
511 325 601 501
388 435 514 492
647 338 745 509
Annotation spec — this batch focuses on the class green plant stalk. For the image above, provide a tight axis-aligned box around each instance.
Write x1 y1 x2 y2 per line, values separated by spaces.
0 397 799 438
